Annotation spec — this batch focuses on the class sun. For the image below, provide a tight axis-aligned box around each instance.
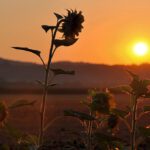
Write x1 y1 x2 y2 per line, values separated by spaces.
133 42 148 56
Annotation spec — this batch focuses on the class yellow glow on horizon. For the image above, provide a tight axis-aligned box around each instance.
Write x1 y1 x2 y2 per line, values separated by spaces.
133 42 148 56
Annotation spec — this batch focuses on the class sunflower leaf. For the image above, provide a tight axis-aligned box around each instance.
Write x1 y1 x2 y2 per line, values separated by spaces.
41 25 56 33
54 12 63 20
50 68 75 76
8 100 36 109
12 47 41 57
64 109 95 121
54 38 78 47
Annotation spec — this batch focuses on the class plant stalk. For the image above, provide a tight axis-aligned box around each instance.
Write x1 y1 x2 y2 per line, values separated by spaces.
131 95 137 150
38 21 61 146
87 111 93 150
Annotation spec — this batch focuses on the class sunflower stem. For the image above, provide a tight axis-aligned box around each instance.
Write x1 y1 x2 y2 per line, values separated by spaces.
38 20 62 146
39 55 47 71
87 110 93 150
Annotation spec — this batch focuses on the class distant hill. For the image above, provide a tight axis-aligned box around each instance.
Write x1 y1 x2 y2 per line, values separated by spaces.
1 58 150 88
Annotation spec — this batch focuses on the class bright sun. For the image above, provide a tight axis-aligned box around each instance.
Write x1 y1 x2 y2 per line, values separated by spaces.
133 42 148 56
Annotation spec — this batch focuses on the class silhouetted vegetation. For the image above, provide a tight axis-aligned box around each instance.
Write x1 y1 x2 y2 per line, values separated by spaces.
0 7 150 150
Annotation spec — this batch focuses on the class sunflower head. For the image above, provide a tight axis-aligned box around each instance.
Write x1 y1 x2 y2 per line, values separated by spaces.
90 91 116 114
60 10 84 39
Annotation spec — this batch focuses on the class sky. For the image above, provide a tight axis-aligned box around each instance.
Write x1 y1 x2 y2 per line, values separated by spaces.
1 0 150 65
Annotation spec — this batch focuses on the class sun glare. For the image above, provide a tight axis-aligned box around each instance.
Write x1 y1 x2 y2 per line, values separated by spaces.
133 42 148 56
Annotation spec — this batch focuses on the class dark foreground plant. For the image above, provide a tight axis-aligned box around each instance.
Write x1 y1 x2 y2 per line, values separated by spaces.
111 71 150 150
64 90 125 150
0 100 37 149
64 71 150 150
12 10 84 147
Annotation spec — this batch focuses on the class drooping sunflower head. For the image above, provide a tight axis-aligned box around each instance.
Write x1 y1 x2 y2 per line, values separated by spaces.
60 10 84 39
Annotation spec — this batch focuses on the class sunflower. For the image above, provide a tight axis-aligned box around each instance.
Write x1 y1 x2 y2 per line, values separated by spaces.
130 78 149 98
90 92 116 114
60 10 84 39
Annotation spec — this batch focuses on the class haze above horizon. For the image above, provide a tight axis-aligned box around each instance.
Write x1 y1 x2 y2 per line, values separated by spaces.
1 0 150 65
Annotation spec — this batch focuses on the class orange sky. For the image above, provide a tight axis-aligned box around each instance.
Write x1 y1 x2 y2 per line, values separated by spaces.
1 0 150 65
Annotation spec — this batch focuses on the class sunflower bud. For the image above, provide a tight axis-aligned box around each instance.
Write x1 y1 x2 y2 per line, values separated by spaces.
0 101 8 125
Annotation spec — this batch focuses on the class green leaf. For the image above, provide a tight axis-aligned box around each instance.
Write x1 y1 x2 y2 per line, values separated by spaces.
111 108 128 118
8 100 36 109
54 12 63 20
51 68 75 76
12 47 41 57
41 25 56 33
64 109 95 121
54 38 78 47
143 106 150 112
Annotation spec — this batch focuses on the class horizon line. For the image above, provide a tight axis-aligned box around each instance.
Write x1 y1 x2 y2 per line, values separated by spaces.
0 57 150 67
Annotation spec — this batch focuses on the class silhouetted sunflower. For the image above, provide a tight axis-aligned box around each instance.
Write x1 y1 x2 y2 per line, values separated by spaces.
90 92 116 114
60 10 84 39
